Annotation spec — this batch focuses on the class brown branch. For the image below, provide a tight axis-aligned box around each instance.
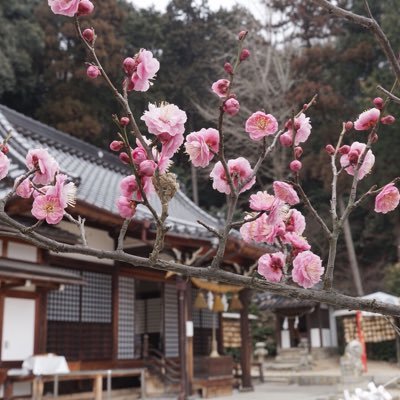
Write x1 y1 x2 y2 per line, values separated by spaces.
197 220 222 239
230 211 265 229
377 85 400 105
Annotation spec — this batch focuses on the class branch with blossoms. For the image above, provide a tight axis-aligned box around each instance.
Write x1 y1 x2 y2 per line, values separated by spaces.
0 0 398 316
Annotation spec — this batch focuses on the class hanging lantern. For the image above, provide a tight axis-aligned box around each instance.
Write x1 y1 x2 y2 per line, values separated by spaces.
194 290 208 309
212 293 225 312
229 293 243 311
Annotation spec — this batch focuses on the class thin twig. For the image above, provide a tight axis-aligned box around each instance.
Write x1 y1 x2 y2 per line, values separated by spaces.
197 220 222 238
117 219 131 251
377 85 400 105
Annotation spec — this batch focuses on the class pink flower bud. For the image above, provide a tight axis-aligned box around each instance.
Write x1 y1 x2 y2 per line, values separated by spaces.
290 160 302 172
87 65 100 79
238 30 247 40
339 145 350 155
77 0 94 16
325 144 335 155
223 98 240 116
370 133 379 143
294 146 303 159
139 160 157 177
303 103 308 111
110 141 124 152
123 57 136 75
279 132 293 147
1 144 9 154
348 150 359 165
119 152 130 165
345 121 353 131
381 115 395 125
373 97 384 110
239 49 250 62
224 62 234 75
120 117 130 126
131 147 147 165
82 28 94 43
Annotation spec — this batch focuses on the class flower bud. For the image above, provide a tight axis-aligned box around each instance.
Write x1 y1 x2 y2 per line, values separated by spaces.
339 145 350 155
110 140 124 152
290 160 302 172
123 57 136 75
139 160 157 177
348 150 359 164
77 0 94 16
119 152 130 165
131 147 147 165
373 97 384 110
86 65 100 79
279 132 293 147
224 62 234 75
381 115 395 125
239 49 250 62
345 121 353 131
370 133 379 143
82 28 94 43
238 30 247 40
223 98 240 116
294 146 303 159
0 144 9 154
120 117 130 126
303 103 308 111
325 144 335 155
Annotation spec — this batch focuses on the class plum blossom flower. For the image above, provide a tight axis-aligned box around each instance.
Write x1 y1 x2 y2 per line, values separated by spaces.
26 149 59 185
185 128 219 168
283 232 311 254
374 183 400 214
292 250 324 288
139 160 157 177
32 195 64 225
117 197 137 219
141 103 187 137
240 213 282 245
339 141 375 180
126 50 160 92
211 79 230 97
159 132 184 158
0 152 10 180
283 113 312 146
223 98 240 116
354 108 380 131
249 191 275 211
245 111 278 141
120 175 139 198
284 209 306 235
273 181 300 205
210 157 255 194
47 174 76 209
258 252 286 283
48 0 80 17
16 177 33 199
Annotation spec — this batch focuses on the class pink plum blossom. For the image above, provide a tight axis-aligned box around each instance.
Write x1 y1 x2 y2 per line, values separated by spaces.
245 111 278 141
283 232 311 254
354 108 380 131
139 160 157 177
159 132 184 158
128 50 160 92
185 128 219 168
223 98 240 116
283 113 312 146
120 175 138 198
374 183 400 214
26 149 59 185
0 152 10 180
77 0 94 16
210 157 255 194
46 174 76 209
240 213 282 245
48 0 80 17
285 209 306 235
292 250 324 288
31 195 64 225
211 79 230 97
131 147 147 165
117 197 137 219
141 103 187 137
273 181 300 205
258 252 286 283
249 191 275 211
339 141 375 180
16 177 33 198
87 65 101 79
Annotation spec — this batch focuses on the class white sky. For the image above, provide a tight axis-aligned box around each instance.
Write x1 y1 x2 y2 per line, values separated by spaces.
129 0 266 21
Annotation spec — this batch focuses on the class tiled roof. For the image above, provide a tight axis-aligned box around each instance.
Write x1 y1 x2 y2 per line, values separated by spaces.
0 105 219 238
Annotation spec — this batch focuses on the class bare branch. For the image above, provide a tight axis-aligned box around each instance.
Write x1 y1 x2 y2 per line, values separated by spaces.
377 85 400 105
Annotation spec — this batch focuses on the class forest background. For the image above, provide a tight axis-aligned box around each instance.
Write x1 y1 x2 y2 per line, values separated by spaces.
1 0 399 296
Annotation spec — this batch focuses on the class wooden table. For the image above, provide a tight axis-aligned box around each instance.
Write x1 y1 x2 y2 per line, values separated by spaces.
5 368 146 400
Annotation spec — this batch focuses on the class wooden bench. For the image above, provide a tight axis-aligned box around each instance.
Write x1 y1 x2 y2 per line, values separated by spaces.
4 368 146 400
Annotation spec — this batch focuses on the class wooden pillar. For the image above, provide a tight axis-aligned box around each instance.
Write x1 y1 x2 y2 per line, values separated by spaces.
318 305 323 348
275 314 281 352
177 278 189 399
239 289 253 391
186 281 193 396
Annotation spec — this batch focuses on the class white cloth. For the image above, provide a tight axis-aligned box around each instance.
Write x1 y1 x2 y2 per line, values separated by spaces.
22 354 70 375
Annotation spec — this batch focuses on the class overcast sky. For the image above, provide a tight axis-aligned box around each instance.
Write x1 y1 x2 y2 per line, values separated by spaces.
129 0 266 21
